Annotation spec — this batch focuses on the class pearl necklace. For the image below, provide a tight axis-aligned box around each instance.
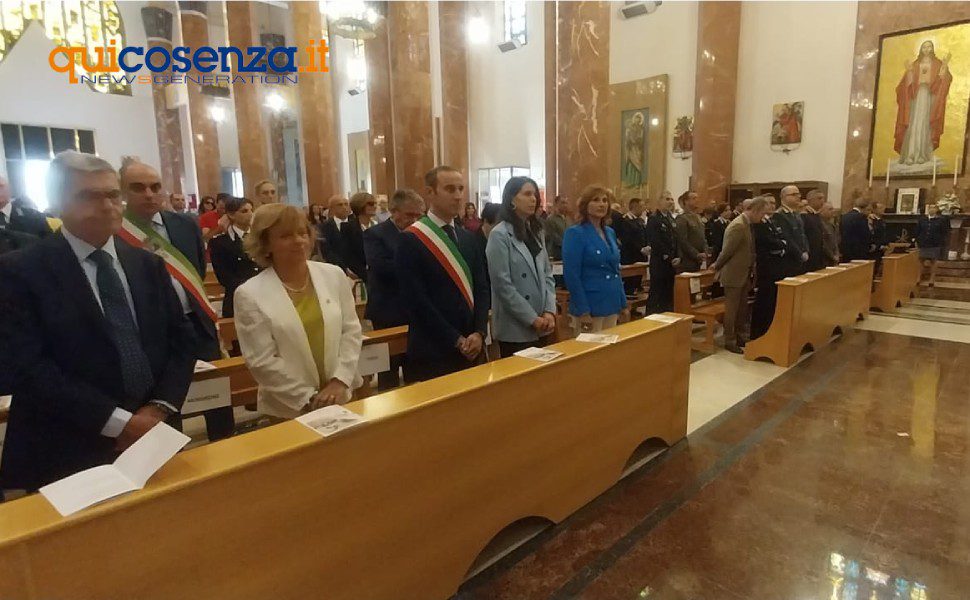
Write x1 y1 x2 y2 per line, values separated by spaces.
281 275 310 294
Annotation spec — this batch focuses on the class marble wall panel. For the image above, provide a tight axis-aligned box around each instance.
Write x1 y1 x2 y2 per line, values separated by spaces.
291 1 340 203
179 2 222 198
691 0 740 208
366 19 396 196
388 1 434 192
544 0 558 202
141 3 184 195
438 1 469 176
226 1 270 197
556 1 611 200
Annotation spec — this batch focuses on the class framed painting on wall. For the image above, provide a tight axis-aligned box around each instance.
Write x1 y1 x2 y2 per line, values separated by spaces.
620 108 649 190
771 101 804 147
894 187 922 214
869 20 970 180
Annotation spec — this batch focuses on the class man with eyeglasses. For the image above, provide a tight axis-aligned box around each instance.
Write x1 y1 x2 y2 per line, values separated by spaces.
120 158 233 441
0 151 194 495
774 185 810 276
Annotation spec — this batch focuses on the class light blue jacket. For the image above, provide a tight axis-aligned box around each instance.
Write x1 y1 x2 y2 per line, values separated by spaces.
562 222 626 317
485 221 557 343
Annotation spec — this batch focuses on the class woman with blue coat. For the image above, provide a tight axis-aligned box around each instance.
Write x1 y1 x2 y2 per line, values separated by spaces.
562 185 628 334
486 176 558 357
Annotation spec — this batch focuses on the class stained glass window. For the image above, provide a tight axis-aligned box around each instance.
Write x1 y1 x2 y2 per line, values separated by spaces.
0 0 129 95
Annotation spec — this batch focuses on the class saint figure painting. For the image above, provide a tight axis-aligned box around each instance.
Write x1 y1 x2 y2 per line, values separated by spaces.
869 21 969 179
621 109 648 189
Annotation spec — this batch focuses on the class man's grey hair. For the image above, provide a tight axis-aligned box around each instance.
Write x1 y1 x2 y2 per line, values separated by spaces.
853 196 871 209
780 185 799 198
747 197 769 212
47 150 115 214
389 188 424 212
741 198 754 210
806 189 825 201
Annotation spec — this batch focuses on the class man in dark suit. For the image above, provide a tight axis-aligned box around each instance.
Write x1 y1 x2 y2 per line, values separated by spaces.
869 202 888 259
0 176 52 238
0 151 195 493
801 189 827 272
840 198 872 261
751 196 791 339
0 228 39 256
121 160 232 441
396 166 490 383
616 197 649 296
774 185 810 276
363 189 426 390
705 203 731 263
645 193 680 313
319 195 366 279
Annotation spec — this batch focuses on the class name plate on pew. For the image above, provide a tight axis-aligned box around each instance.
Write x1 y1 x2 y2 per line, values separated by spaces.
552 263 564 276
358 342 391 376
689 278 702 294
182 377 231 415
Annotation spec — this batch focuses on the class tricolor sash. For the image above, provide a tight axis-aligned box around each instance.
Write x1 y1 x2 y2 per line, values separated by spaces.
408 216 474 309
119 215 218 321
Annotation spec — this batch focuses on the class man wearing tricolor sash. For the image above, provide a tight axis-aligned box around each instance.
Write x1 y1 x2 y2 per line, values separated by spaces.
396 166 490 383
120 160 234 441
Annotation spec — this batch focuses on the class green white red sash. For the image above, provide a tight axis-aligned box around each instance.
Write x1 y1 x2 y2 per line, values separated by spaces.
408 216 474 308
119 215 218 321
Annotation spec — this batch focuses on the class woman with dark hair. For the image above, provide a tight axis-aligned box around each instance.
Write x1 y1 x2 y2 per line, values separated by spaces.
562 185 628 334
485 176 558 357
462 202 482 233
209 197 260 318
199 196 216 215
307 203 327 226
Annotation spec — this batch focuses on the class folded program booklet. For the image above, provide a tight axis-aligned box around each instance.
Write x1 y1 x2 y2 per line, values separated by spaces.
40 423 190 517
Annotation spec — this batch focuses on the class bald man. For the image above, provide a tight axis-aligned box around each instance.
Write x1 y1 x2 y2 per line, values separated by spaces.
774 185 810 276
318 195 366 278
121 160 233 441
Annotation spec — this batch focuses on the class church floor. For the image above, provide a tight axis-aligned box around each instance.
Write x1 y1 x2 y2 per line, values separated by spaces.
457 328 970 599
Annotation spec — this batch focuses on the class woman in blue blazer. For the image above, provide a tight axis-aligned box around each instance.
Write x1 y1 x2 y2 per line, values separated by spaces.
562 185 628 334
486 176 558 357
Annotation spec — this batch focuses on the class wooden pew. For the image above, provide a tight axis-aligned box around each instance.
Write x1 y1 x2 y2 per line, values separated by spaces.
744 261 874 367
203 270 224 298
870 250 920 313
0 316 692 600
673 270 723 354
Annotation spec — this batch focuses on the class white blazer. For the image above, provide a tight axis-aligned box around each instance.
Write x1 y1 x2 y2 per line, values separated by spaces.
234 261 363 418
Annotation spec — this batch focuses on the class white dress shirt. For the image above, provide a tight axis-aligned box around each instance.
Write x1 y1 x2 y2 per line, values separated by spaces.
61 227 140 438
427 210 452 229
150 212 192 314
0 201 12 223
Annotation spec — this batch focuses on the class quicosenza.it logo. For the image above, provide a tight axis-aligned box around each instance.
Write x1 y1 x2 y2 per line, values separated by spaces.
48 40 330 85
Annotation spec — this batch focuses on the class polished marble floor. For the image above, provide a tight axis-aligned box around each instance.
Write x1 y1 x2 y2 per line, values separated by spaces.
457 328 970 599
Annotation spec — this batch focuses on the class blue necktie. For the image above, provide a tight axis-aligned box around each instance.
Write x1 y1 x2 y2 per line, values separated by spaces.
89 249 155 401
443 224 458 245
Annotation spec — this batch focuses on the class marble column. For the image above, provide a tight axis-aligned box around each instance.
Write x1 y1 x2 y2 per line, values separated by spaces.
544 0 558 202
691 1 741 207
291 1 340 203
438 1 469 175
365 18 396 196
555 1 611 200
388 1 434 191
178 1 222 199
141 3 185 195
226 1 270 197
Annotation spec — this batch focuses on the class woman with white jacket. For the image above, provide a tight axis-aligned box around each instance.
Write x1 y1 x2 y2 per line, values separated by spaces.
235 204 362 419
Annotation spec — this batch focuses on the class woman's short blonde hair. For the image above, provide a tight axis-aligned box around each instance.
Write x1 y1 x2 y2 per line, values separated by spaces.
244 203 314 268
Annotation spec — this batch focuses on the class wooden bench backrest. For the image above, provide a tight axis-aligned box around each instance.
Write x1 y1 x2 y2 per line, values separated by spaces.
0 316 692 600
870 251 920 313
673 270 718 314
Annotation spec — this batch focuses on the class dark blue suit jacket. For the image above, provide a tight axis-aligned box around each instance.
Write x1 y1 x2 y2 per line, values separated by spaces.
395 222 490 382
0 232 195 491
363 219 407 328
840 209 872 262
